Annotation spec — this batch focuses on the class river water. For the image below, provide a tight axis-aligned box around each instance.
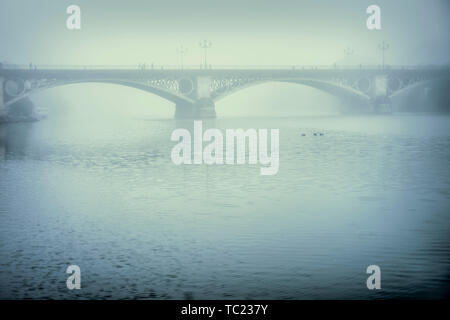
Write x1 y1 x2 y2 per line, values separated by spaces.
0 112 449 299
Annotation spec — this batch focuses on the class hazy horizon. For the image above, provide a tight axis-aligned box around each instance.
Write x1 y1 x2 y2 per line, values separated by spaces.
1 0 449 67
1 1 450 301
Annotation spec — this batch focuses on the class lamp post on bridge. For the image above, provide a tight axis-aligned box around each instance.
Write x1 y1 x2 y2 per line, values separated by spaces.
344 47 354 58
344 47 354 56
176 46 188 70
378 41 389 69
344 47 354 67
199 40 212 69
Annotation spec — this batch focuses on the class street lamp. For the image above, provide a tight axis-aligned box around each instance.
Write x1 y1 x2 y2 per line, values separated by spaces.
199 40 212 69
344 47 354 67
378 41 389 69
344 47 354 57
176 46 188 70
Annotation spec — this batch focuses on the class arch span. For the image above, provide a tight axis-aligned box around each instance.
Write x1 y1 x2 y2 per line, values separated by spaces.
4 79 195 108
389 77 450 99
212 78 371 104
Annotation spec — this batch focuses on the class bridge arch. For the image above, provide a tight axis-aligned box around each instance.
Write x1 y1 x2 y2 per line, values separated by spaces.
212 78 371 105
4 79 195 108
389 77 450 99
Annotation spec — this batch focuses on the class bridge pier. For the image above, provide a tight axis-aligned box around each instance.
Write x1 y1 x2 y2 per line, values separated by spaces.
175 102 196 119
0 77 6 120
175 98 216 119
372 96 392 113
369 75 393 113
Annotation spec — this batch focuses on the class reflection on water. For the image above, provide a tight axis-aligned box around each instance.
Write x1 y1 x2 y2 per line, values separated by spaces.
0 113 449 299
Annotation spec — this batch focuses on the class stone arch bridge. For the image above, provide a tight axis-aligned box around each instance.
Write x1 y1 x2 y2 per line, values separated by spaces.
1 66 449 118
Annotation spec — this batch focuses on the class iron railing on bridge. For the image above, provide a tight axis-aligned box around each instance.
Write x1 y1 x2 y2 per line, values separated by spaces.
1 64 449 71
0 64 450 71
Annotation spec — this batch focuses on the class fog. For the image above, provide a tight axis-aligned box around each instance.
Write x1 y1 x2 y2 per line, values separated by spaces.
1 0 449 66
1 1 450 300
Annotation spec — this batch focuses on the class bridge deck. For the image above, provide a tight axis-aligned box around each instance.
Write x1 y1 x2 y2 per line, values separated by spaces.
1 66 449 79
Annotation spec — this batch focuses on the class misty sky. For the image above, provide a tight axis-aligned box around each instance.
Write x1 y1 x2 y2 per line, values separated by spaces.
1 0 449 67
